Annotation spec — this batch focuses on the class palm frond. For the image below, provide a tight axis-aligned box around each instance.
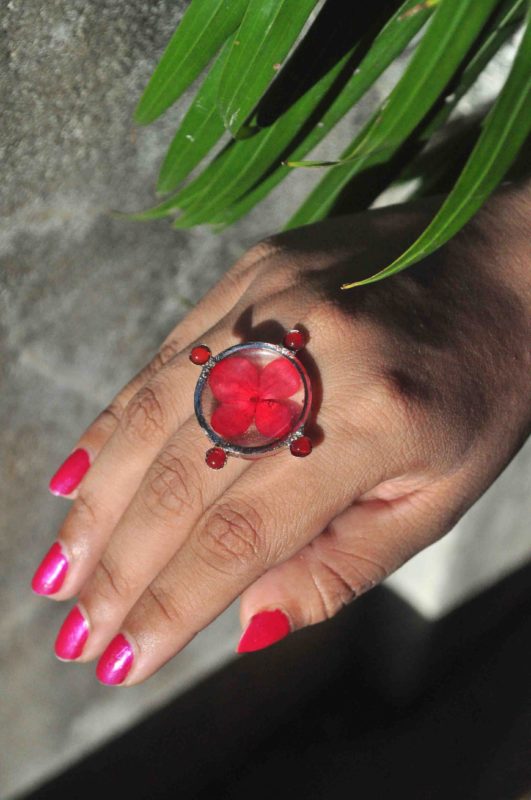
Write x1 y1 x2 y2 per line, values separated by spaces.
130 0 529 283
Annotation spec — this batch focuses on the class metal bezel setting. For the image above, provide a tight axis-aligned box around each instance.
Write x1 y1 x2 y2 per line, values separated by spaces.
193 341 311 458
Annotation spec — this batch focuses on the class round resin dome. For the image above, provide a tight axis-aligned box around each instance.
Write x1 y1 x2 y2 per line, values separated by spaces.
194 342 312 457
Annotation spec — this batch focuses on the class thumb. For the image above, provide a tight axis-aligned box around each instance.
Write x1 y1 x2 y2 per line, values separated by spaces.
236 476 464 653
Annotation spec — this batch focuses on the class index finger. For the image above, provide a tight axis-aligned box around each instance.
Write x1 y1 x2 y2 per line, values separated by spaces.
47 247 261 499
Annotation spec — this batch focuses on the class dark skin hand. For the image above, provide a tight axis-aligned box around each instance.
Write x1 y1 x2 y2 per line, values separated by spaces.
34 183 531 684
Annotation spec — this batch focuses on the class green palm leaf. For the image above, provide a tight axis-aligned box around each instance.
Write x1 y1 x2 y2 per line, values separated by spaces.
345 11 531 287
134 0 248 126
132 0 527 284
162 0 435 226
416 0 525 143
219 0 524 227
290 0 500 168
217 0 319 138
287 0 501 228
156 35 233 193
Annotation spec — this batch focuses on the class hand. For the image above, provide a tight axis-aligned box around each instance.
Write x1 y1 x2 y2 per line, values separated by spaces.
32 187 531 685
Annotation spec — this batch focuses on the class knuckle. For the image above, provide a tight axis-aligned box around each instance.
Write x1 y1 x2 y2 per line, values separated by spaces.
92 552 133 605
145 582 182 626
347 551 390 595
120 382 167 443
307 297 354 335
234 238 279 274
70 491 99 528
305 556 355 623
142 446 202 521
315 536 390 601
365 368 436 467
156 338 182 368
94 400 123 431
195 500 268 574
366 375 415 432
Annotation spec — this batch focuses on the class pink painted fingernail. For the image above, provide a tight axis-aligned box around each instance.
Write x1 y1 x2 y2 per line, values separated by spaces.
55 605 89 660
31 542 68 595
49 448 90 496
237 609 291 654
96 634 134 685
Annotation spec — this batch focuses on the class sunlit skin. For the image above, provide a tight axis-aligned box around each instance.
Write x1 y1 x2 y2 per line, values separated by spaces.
36 186 530 685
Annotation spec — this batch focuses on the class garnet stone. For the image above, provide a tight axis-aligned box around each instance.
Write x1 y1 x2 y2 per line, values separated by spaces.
190 345 212 365
205 447 227 470
290 435 312 457
283 329 306 351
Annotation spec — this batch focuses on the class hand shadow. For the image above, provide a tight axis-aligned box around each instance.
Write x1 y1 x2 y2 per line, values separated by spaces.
234 200 529 454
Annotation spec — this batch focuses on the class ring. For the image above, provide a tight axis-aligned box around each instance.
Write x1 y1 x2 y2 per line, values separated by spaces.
189 329 313 469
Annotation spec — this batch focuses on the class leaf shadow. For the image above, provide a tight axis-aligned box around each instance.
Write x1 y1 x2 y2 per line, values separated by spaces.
254 0 400 129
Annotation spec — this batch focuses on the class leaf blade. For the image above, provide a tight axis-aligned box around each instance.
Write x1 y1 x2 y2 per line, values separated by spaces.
347 14 531 287
134 0 248 126
217 0 319 138
156 36 234 193
286 0 501 228
291 0 500 168
170 0 436 225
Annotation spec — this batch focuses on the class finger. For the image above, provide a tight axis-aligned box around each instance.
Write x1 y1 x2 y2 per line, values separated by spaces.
47 354 176 500
35 285 310 601
47 245 261 500
94 411 389 686
55 417 249 661
32 323 234 600
237 474 465 651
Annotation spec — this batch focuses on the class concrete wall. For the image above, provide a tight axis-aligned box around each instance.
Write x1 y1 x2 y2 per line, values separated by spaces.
1 2 528 797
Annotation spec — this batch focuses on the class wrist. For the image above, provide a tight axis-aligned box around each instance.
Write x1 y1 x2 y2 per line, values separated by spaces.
459 180 531 304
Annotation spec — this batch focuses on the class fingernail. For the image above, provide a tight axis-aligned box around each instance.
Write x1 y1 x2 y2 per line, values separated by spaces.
54 605 89 660
31 542 68 595
96 634 134 685
237 609 291 654
49 448 90 496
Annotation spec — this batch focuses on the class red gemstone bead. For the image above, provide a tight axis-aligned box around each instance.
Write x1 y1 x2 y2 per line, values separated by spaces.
290 435 312 457
190 345 211 365
283 329 306 351
205 447 227 469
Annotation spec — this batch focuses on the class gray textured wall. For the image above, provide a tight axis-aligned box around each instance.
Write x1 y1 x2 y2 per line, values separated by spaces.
0 2 340 796
0 2 528 798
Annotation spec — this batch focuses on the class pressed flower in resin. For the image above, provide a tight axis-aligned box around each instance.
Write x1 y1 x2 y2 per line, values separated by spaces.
192 339 312 466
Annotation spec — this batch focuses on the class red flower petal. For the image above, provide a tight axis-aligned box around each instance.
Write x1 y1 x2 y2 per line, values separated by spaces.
259 357 301 400
209 356 260 402
211 401 255 438
255 399 296 439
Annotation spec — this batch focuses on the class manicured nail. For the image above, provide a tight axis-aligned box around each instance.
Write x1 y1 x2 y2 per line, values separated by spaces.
55 605 89 660
31 542 68 595
237 609 291 654
49 448 90 496
96 634 134 685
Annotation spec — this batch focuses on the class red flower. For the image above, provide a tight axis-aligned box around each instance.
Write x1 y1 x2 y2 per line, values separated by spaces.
209 355 302 440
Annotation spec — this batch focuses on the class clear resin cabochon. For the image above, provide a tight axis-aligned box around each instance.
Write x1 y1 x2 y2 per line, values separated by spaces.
194 342 312 458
